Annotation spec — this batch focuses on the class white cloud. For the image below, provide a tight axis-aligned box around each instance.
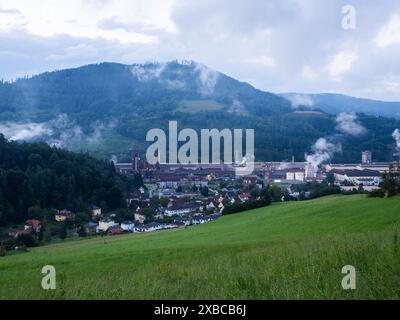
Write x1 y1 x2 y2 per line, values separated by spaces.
374 14 400 48
244 55 275 68
335 112 367 137
0 0 175 44
301 65 319 81
288 94 314 109
1 1 400 100
328 49 358 81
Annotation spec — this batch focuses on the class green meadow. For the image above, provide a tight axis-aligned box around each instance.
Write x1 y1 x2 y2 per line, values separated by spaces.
1 194 400 300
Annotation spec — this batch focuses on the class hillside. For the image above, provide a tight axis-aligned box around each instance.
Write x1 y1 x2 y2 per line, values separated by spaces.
1 194 399 299
1 62 400 162
283 93 400 119
0 135 140 226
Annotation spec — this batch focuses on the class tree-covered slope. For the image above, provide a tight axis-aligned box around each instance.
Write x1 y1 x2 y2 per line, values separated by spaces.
1 61 400 162
283 92 400 118
0 134 138 226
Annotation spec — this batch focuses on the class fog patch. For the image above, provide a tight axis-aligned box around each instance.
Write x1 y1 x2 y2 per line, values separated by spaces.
335 112 367 136
0 122 53 141
195 62 219 96
288 94 314 109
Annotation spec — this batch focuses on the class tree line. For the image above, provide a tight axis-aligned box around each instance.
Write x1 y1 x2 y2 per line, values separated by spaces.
0 134 142 226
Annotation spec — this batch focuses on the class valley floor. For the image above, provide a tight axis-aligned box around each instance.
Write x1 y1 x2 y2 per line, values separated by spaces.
1 194 400 299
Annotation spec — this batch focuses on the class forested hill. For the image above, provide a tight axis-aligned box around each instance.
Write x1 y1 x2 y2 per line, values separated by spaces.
0 134 141 226
1 61 400 162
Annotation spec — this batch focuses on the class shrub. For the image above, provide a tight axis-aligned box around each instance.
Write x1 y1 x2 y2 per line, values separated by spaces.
223 198 271 215
0 242 6 256
368 188 386 198
17 234 38 247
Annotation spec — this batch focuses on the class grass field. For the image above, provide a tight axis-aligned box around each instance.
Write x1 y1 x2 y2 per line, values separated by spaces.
177 100 225 113
1 194 400 300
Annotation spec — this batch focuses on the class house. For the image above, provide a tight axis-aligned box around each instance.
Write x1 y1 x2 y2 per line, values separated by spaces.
285 170 305 182
164 202 199 216
83 222 98 235
242 175 260 187
134 213 146 224
108 226 124 235
206 201 216 210
192 215 211 225
172 220 186 228
8 228 33 238
55 209 75 222
25 219 41 233
173 218 191 227
331 169 382 186
91 205 102 218
97 218 118 232
156 175 180 189
121 221 135 232
238 193 252 202
135 222 163 233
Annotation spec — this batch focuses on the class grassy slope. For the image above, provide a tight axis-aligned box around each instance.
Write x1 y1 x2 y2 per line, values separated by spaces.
1 194 400 300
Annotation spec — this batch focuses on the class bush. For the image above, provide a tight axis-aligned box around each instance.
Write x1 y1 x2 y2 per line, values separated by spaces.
223 198 271 215
2 238 17 251
15 244 28 252
77 225 87 237
17 234 38 248
0 242 6 256
368 188 386 198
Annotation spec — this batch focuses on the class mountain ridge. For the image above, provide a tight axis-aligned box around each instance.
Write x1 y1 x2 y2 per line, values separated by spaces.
1 61 400 163
282 92 400 118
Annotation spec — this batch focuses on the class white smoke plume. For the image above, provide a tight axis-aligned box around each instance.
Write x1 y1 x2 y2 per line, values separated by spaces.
305 138 341 169
335 112 367 136
130 63 165 82
110 155 118 164
392 129 400 156
288 94 314 109
227 99 248 115
195 62 219 96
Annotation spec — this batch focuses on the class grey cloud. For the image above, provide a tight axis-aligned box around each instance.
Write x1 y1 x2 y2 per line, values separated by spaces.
0 8 21 14
1 1 400 100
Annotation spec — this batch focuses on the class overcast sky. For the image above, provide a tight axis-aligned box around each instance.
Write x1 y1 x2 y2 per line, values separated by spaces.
1 0 400 100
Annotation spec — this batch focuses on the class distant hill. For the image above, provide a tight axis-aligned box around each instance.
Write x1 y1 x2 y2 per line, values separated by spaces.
1 61 400 162
282 93 400 118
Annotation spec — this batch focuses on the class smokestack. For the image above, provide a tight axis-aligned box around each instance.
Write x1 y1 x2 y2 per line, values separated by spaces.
361 151 372 164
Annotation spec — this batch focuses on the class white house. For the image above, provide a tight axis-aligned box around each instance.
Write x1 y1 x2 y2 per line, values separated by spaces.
135 222 163 233
206 201 216 210
192 215 211 225
97 218 118 232
331 169 382 186
91 205 102 218
134 213 146 224
164 203 199 217
285 170 305 182
121 221 135 232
